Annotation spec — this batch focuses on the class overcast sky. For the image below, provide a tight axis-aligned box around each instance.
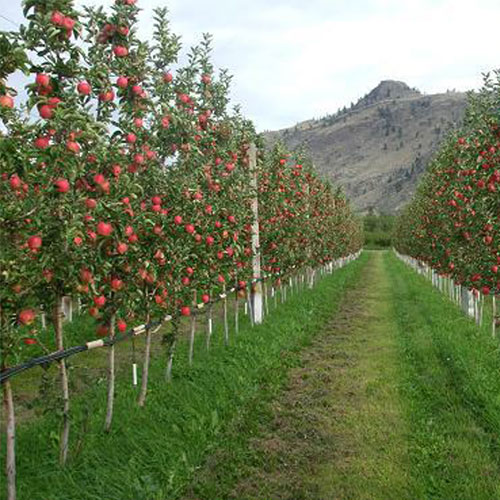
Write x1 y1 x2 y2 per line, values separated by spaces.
2 0 500 131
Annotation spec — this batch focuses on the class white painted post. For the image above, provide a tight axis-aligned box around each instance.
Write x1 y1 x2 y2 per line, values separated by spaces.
234 285 240 335
493 295 497 338
132 363 138 386
467 290 475 318
263 281 269 316
249 143 263 324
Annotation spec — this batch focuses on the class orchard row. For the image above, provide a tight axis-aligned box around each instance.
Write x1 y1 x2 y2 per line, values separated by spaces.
394 70 500 297
0 0 362 495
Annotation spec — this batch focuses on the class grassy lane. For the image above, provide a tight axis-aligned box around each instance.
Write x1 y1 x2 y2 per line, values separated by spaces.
185 250 411 499
3 255 367 500
312 250 410 499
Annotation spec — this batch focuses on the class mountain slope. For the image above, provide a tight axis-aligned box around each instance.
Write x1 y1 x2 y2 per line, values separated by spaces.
264 80 468 214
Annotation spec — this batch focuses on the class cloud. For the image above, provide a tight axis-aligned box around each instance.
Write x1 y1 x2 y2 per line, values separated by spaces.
2 0 500 131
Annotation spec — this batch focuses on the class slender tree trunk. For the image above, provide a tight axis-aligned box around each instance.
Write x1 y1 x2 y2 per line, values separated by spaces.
54 295 70 466
104 313 116 432
206 304 213 350
493 295 497 338
188 292 197 365
3 378 16 500
1 304 16 500
263 281 269 317
223 285 229 345
247 289 255 327
165 322 179 382
137 311 151 407
234 287 239 335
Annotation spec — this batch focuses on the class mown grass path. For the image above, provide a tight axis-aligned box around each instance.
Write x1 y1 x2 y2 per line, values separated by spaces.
186 251 500 499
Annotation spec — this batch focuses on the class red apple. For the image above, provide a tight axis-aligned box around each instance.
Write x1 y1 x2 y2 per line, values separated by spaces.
54 178 70 193
113 45 129 57
117 242 128 254
39 104 53 119
0 95 14 108
66 141 80 154
34 136 50 149
97 221 113 236
27 235 42 250
94 296 106 308
116 76 129 88
51 11 64 25
36 73 50 88
85 198 97 209
77 81 91 95
9 174 21 190
19 309 36 325
111 278 123 290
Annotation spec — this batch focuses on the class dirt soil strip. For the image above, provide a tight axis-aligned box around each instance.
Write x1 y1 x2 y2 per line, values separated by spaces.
185 251 411 500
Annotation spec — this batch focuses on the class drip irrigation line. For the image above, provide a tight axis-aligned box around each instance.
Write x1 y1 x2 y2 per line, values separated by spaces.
0 273 270 383
0 256 359 384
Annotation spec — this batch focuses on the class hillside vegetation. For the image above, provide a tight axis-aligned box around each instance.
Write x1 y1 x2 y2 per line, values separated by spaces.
264 81 467 214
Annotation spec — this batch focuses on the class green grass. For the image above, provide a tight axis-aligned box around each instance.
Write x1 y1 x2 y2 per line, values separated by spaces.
387 251 500 500
313 250 410 499
3 254 367 500
184 250 500 500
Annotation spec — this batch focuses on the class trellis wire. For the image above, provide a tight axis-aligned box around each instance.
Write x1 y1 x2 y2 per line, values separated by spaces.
1 254 360 385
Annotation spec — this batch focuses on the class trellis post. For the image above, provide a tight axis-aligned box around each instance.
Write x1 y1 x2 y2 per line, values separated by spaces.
249 143 263 324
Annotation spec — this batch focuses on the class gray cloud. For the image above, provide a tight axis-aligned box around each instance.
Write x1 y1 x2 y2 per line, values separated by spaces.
2 0 500 131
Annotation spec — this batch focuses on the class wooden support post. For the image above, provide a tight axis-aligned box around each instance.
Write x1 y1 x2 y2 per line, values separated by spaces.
249 143 263 324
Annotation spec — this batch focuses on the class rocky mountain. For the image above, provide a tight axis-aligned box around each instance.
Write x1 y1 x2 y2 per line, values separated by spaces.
263 80 468 214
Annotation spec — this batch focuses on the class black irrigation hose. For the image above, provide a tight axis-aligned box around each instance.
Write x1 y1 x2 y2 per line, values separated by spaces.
0 257 358 384
0 274 278 384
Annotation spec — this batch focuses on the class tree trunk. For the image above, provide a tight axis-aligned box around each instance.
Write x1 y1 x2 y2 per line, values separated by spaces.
54 295 70 466
234 287 239 335
137 312 151 407
188 291 197 365
104 313 116 432
1 304 16 500
223 285 229 345
166 337 177 383
263 281 269 317
247 290 255 327
493 295 497 338
3 378 16 500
